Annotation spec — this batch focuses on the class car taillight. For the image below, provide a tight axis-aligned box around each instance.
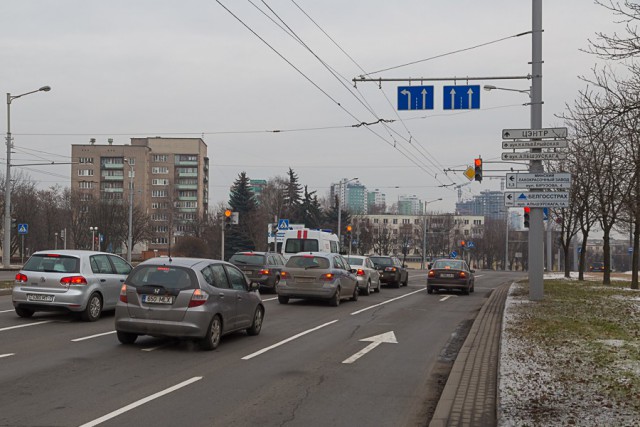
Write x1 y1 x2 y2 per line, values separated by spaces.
15 273 28 283
189 289 209 308
321 273 334 281
119 284 128 303
281 271 288 279
259 269 270 275
428 270 435 278
60 276 88 285
356 269 365 276
459 271 467 279
385 267 397 272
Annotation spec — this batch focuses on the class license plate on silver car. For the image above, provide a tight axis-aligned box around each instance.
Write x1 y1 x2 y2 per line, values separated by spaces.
441 273 455 278
27 294 55 302
142 295 174 304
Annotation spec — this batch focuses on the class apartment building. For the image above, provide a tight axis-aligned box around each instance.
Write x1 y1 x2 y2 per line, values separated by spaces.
71 137 209 253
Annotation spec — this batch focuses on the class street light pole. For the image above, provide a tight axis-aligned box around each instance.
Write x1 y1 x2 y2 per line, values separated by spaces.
422 198 442 269
4 85 50 267
90 226 98 251
125 158 134 263
505 210 510 270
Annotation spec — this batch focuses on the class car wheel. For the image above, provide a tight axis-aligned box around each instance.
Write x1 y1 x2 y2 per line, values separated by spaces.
81 293 102 322
403 274 409 287
117 331 138 345
470 282 475 293
200 315 222 351
246 306 264 336
362 280 371 296
375 281 381 293
15 307 34 318
273 276 280 293
330 287 341 307
350 284 359 302
427 286 433 294
278 295 289 304
393 279 401 289
462 285 470 296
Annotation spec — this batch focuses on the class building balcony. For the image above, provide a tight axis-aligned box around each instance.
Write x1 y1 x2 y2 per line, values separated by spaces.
175 184 198 190
177 196 198 202
101 163 124 170
101 188 124 193
177 171 198 178
178 207 198 213
101 175 124 181
175 160 198 166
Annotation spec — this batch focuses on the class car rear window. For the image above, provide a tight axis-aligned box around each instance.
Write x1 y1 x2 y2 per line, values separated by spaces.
126 265 197 290
346 257 363 266
286 256 330 269
433 261 464 270
229 253 266 266
284 238 319 254
22 254 80 273
370 257 392 266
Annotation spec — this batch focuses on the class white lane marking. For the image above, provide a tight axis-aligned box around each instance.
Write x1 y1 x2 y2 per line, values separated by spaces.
0 321 53 332
0 353 15 358
142 344 171 352
79 376 203 427
0 309 15 314
242 320 338 360
342 331 398 364
439 295 457 302
72 331 116 342
350 288 425 315
261 297 278 302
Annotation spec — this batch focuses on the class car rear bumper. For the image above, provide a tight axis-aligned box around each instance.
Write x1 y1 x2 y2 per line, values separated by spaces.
12 286 89 312
276 281 337 299
378 272 400 283
115 309 210 339
427 280 469 290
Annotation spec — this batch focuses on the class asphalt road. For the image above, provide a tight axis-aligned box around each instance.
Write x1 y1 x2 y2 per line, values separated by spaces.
0 269 523 427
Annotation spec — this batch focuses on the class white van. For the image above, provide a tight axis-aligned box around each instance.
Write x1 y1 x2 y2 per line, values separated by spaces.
281 229 340 260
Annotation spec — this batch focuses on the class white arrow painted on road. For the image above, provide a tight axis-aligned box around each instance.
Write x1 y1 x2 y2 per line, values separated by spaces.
342 331 398 364
449 88 457 109
400 89 411 110
421 88 428 109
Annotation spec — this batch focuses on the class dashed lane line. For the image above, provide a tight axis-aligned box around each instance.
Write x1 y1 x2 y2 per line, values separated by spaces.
0 321 53 332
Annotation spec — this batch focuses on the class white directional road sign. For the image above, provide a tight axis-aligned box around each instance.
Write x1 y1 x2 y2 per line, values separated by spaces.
504 191 570 207
502 152 567 161
502 127 568 139
506 172 572 189
502 140 568 149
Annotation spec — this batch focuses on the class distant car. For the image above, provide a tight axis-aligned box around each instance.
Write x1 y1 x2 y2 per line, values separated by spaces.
345 255 381 295
369 255 409 288
12 250 132 321
229 251 286 292
277 252 358 306
588 262 606 272
115 257 264 351
427 258 475 295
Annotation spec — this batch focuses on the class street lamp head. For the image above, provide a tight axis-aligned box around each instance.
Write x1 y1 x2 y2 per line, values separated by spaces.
39 86 51 92
483 85 497 91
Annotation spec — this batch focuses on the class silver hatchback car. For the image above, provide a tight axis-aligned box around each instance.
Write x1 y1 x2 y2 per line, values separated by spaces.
277 252 358 306
115 257 264 351
12 250 132 321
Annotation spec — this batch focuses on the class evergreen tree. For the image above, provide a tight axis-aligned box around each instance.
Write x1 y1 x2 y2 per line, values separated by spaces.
323 195 351 239
225 172 256 258
283 168 302 222
299 185 323 229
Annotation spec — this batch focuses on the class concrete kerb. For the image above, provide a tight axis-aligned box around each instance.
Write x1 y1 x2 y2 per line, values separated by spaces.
429 282 511 427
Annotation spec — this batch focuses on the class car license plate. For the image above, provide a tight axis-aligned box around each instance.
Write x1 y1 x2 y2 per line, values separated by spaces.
142 295 174 304
27 294 55 302
441 273 455 278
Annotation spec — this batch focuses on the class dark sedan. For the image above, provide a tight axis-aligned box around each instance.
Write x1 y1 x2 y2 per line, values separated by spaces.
229 251 286 292
427 259 475 295
369 255 408 288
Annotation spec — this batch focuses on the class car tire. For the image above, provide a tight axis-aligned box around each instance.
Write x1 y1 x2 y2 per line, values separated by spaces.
462 285 470 296
393 279 401 289
403 275 409 287
375 281 381 293
362 280 371 296
200 315 222 351
350 284 359 302
81 293 102 322
15 307 34 318
470 282 475 293
427 286 433 294
117 330 138 345
330 287 341 307
278 295 289 304
246 307 264 336
273 276 280 293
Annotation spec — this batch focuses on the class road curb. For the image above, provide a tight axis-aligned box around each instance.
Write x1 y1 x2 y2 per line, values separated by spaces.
429 282 510 427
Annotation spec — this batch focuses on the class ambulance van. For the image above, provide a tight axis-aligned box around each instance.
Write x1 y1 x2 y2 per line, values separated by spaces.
281 229 340 260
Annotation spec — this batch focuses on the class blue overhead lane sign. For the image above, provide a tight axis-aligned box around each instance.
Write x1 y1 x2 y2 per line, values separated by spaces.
397 86 434 110
443 85 480 110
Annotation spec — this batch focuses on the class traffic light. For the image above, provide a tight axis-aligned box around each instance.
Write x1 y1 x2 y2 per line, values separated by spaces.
524 207 530 228
224 209 232 229
474 157 483 182
346 225 352 240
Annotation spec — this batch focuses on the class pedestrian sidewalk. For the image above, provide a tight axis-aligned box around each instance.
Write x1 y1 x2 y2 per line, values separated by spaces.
429 283 510 427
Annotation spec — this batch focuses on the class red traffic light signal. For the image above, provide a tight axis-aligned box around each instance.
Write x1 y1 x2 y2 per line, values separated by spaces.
524 206 530 228
474 158 483 182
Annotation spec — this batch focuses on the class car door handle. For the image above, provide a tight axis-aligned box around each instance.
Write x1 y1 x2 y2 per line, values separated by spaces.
218 293 225 298
100 279 106 282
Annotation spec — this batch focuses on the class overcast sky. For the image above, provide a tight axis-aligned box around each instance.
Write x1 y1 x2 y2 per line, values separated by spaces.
1 1 621 213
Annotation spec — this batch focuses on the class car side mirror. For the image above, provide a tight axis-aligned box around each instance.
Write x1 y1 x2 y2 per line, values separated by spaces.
427 263 433 270
470 269 476 273
249 281 260 291
350 268 357 274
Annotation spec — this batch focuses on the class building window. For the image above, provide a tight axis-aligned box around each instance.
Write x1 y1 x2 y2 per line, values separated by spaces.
152 167 169 174
151 237 168 244
153 154 168 162
403 219 410 224
151 202 169 209
79 181 94 189
383 218 388 224
393 219 398 224
78 169 94 176
101 157 124 166
151 213 168 221
474 219 482 225
152 190 167 198
373 218 379 224
176 154 197 162
152 179 169 186
152 226 169 233
465 219 470 225
103 170 123 177
79 157 94 164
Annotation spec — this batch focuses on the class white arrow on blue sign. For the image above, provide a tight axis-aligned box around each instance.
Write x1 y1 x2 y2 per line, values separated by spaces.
450 250 458 258
18 224 28 234
443 85 480 110
397 86 434 110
